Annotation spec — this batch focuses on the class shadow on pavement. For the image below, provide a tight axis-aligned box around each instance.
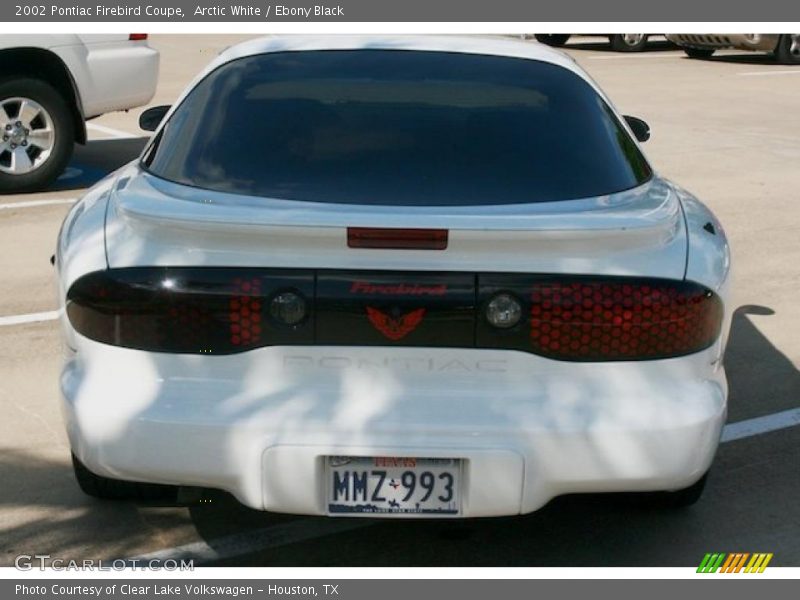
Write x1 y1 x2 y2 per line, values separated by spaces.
724 305 800 422
47 137 149 192
701 53 787 66
0 448 193 566
564 40 678 53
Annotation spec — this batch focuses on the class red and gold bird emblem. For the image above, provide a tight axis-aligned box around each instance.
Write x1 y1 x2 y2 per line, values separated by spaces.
365 307 426 341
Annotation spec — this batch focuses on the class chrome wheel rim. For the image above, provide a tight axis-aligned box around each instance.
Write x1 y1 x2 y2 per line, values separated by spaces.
0 97 55 175
622 34 645 46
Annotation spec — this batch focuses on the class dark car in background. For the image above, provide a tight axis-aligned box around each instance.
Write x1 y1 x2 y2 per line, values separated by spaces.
532 34 654 53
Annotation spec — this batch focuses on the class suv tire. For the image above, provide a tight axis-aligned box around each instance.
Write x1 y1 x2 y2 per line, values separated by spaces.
684 47 716 59
534 34 571 47
609 34 649 52
0 77 75 193
775 34 800 65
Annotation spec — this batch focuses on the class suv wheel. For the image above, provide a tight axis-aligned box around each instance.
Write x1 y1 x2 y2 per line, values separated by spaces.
534 34 571 47
775 34 800 65
609 34 649 52
0 78 74 193
72 453 178 502
684 47 716 59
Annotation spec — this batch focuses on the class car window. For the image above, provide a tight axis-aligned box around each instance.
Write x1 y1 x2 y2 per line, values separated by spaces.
143 50 652 206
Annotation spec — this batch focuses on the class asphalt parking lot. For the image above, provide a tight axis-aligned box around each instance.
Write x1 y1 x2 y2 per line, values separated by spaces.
1 34 798 568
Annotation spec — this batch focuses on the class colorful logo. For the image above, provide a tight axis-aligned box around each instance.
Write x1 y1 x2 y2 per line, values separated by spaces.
366 307 426 340
697 553 773 573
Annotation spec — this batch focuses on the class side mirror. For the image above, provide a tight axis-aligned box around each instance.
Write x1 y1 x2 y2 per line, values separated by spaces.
139 105 171 132
624 115 650 143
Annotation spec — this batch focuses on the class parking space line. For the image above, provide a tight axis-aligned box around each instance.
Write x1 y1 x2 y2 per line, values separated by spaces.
0 310 59 327
0 198 77 210
737 70 800 77
721 407 800 443
86 122 139 139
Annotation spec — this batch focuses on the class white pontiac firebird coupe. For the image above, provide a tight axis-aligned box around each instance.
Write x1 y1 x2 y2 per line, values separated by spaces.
56 36 731 517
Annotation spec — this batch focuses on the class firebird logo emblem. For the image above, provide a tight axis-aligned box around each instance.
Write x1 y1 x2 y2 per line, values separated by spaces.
365 307 426 341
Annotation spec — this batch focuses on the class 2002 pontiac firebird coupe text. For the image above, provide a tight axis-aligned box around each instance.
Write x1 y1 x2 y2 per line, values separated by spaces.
57 36 731 517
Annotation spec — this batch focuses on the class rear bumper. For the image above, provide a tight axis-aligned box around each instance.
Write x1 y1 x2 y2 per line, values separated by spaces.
61 342 726 517
75 42 159 117
667 34 780 52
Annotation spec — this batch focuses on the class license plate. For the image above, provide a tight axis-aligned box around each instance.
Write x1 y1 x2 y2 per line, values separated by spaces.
326 456 461 516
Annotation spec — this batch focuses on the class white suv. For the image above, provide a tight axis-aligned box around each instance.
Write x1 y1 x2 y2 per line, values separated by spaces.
0 34 159 193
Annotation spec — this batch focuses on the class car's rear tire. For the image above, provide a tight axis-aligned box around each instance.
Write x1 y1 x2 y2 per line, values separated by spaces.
684 47 716 59
0 77 74 194
644 473 708 508
72 453 178 502
609 34 649 53
534 34 571 47
774 34 800 65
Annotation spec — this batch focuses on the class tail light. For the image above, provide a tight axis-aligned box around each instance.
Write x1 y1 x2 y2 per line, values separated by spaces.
67 268 723 361
66 268 313 354
347 228 448 250
478 276 723 361
129 34 148 41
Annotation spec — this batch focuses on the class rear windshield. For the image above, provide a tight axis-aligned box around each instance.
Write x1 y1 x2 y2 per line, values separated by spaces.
143 50 652 206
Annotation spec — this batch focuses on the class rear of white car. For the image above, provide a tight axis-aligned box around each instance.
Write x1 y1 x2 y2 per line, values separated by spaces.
56 36 731 517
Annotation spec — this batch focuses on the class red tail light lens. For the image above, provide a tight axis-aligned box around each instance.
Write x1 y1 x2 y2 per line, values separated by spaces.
129 34 148 41
67 268 313 354
528 280 722 360
478 276 723 361
347 228 448 250
68 268 723 361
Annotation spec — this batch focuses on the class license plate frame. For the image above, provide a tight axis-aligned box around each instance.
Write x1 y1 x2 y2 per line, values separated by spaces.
325 456 462 517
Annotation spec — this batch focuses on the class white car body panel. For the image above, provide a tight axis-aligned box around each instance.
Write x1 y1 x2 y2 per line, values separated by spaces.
0 34 159 118
61 340 726 515
102 166 688 279
57 36 732 516
55 178 113 350
677 185 734 361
